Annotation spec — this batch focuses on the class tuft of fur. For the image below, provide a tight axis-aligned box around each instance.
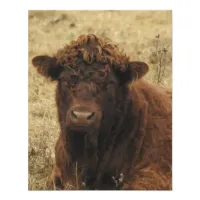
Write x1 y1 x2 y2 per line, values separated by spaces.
55 34 129 72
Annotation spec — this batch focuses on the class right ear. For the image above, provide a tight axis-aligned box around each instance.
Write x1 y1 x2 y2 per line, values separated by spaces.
32 55 63 80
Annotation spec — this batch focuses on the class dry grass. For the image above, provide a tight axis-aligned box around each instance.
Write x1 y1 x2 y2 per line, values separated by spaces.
28 10 172 190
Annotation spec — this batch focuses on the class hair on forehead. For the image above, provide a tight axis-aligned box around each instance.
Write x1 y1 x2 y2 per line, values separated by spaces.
55 34 130 72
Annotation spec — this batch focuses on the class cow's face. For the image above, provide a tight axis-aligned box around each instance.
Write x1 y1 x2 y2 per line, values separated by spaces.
57 61 119 131
32 55 149 132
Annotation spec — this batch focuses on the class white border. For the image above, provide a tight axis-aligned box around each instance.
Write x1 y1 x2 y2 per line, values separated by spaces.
1 0 200 199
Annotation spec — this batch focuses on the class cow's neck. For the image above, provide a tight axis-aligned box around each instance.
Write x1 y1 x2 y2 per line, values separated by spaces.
98 86 134 156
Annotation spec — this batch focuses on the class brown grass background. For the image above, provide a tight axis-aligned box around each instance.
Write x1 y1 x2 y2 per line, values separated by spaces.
28 10 172 190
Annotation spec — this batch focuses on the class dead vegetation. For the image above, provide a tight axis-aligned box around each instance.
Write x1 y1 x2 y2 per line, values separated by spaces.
28 10 172 190
149 34 171 85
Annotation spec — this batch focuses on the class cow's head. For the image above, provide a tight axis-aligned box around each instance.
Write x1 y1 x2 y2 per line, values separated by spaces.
32 34 149 133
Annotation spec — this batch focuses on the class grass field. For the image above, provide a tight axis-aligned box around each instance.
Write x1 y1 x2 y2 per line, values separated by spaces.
28 10 172 190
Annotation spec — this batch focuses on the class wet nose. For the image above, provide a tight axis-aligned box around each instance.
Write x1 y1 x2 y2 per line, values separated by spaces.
70 108 96 125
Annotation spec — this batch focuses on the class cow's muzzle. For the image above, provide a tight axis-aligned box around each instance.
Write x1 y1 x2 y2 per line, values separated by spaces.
66 106 99 128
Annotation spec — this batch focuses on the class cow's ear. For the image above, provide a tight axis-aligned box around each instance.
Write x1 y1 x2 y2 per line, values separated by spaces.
32 55 63 80
116 61 149 85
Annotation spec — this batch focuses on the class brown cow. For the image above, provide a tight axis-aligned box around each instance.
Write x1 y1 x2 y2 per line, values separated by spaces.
32 34 172 190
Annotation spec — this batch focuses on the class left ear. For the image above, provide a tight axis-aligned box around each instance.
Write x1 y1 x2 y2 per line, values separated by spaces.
116 61 149 85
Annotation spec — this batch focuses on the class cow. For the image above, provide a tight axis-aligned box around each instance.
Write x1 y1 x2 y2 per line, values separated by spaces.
32 34 172 190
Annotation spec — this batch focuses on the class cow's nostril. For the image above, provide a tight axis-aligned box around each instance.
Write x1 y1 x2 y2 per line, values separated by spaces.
87 112 95 120
71 110 77 119
69 109 96 123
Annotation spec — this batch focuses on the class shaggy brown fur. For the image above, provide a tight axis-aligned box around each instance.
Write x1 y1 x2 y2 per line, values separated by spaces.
32 34 172 190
